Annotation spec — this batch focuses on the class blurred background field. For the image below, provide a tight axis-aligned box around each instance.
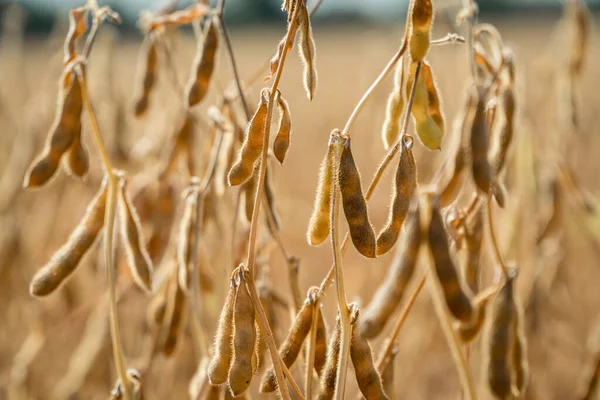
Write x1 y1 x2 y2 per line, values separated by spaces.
1 1 600 399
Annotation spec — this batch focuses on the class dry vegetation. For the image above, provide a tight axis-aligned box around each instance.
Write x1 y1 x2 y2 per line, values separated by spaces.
1 0 600 399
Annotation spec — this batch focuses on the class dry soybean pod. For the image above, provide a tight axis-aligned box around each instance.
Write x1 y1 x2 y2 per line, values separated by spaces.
422 60 445 134
409 0 433 62
338 136 376 258
24 68 82 188
259 289 316 393
242 168 258 223
376 135 417 256
228 89 269 187
307 130 336 246
381 54 406 149
427 196 474 323
360 201 420 338
313 306 328 376
63 6 88 64
30 179 107 296
378 340 398 400
406 61 442 150
273 90 292 164
63 122 88 178
187 16 218 107
297 2 317 100
178 184 201 293
118 177 153 292
133 34 158 117
487 271 517 399
229 269 257 396
455 285 497 343
162 274 186 356
207 277 237 385
316 315 341 400
470 86 492 194
349 307 389 400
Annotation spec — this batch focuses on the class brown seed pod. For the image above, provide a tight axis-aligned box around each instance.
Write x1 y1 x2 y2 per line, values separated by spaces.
260 289 316 393
463 205 484 294
427 196 474 323
378 340 398 399
273 91 292 164
118 178 153 292
177 185 203 293
63 6 88 64
338 136 376 258
382 56 406 149
228 270 257 396
206 383 221 400
228 90 269 187
307 131 337 246
470 87 492 194
360 202 420 338
487 272 517 399
490 84 515 177
147 3 209 32
241 168 258 223
24 69 83 188
297 3 317 100
316 315 341 400
422 61 445 134
409 0 433 62
406 62 442 150
162 275 186 356
313 306 328 376
187 16 218 107
350 309 389 400
133 35 158 117
376 135 418 256
207 278 237 385
29 179 107 296
63 125 88 178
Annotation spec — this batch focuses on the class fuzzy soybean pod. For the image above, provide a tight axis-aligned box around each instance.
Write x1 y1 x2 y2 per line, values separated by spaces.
382 56 406 149
456 291 492 343
63 124 88 178
177 187 202 292
307 131 337 246
162 276 186 356
207 278 237 385
427 197 474 323
487 273 517 399
63 6 88 64
406 62 443 151
229 270 257 396
338 136 377 258
29 179 107 296
242 169 258 223
422 61 445 134
350 311 389 400
24 69 82 188
297 2 317 100
187 16 218 107
360 203 420 338
409 0 433 62
228 90 269 187
273 91 292 164
133 35 158 117
317 316 341 400
259 290 316 392
118 178 153 292
470 87 492 194
314 307 328 376
376 135 417 256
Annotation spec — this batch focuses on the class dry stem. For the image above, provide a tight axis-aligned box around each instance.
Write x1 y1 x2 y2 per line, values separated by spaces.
79 69 131 400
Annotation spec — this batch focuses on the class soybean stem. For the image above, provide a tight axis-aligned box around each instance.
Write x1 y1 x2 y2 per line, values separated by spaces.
79 71 131 400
